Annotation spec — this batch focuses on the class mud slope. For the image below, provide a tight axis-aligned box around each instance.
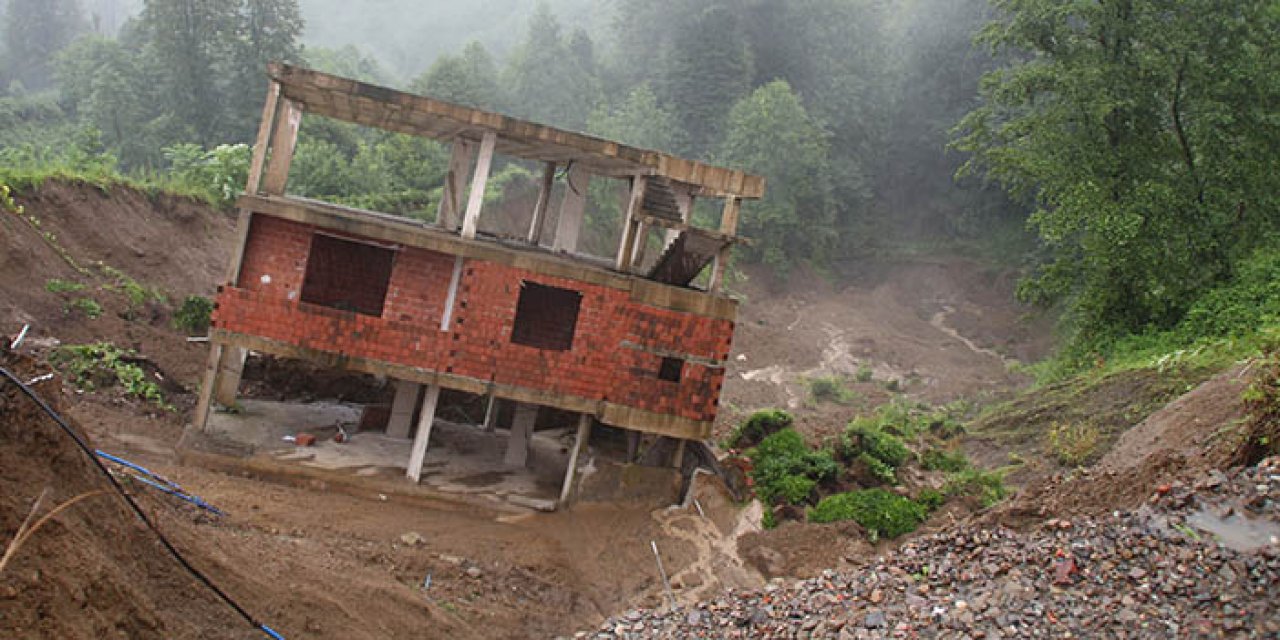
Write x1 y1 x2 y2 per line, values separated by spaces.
0 180 236 384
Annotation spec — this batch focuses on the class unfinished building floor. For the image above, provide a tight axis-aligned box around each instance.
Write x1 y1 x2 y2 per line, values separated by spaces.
198 399 573 509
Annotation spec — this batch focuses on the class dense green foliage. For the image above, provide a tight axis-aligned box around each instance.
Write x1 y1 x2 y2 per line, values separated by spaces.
727 408 793 450
808 488 927 539
51 342 171 409
956 0 1280 361
173 295 214 334
747 428 838 506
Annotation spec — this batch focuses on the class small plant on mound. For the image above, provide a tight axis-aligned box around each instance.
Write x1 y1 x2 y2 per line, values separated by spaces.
808 488 927 540
1237 350 1280 465
807 375 856 404
1047 422 1101 466
943 468 1008 508
173 295 214 334
855 364 874 382
51 342 171 410
1 184 21 214
67 297 102 319
915 488 945 512
748 428 838 507
921 447 971 472
728 409 793 449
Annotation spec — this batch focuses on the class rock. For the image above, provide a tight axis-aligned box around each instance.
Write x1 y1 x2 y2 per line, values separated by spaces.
864 610 887 629
400 532 424 546
465 566 482 579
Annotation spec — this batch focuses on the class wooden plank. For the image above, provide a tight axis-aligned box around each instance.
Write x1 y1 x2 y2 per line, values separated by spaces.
719 196 741 235
260 98 304 195
709 244 732 293
552 163 590 253
527 161 556 244
406 385 441 482
436 137 475 231
460 131 497 240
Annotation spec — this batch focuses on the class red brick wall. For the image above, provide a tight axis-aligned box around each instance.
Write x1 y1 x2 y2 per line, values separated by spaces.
216 215 734 423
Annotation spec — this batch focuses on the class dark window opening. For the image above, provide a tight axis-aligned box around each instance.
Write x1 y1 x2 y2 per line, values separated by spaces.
511 281 582 351
658 356 684 382
301 234 395 316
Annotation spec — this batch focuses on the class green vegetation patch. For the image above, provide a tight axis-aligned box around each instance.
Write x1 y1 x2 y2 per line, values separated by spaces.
748 428 838 506
921 447 971 473
807 375 857 404
173 295 214 334
808 488 927 540
45 278 85 293
50 343 171 410
943 468 1008 508
728 409 793 450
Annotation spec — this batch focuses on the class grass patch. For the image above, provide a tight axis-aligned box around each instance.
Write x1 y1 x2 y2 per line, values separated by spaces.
943 468 1009 508
921 447 971 472
808 488 927 540
45 278 85 293
1046 422 1101 466
66 297 102 319
50 342 171 410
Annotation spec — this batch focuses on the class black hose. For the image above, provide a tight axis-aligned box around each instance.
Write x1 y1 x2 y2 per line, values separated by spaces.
0 366 283 639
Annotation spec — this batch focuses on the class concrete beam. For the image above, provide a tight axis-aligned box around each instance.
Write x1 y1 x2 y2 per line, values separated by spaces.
387 380 422 439
559 413 592 507
212 346 247 407
460 131 497 240
406 385 441 483
504 402 538 467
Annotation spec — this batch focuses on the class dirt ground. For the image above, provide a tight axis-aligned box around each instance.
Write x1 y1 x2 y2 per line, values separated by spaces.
2 181 1072 636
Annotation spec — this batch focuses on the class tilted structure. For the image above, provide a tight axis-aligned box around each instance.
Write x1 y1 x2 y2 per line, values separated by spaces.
194 64 764 501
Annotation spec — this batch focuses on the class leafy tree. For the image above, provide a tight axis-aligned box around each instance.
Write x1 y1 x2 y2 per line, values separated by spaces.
55 36 167 168
954 0 1280 344
410 41 503 110
304 45 391 85
587 83 682 152
503 2 600 129
137 0 240 144
3 0 88 91
719 80 835 273
225 0 304 140
659 1 752 155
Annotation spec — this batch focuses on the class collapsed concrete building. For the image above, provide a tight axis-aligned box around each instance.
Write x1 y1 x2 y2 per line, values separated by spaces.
192 64 764 506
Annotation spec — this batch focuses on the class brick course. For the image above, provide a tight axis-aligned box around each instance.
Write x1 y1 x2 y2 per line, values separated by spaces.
216 215 734 424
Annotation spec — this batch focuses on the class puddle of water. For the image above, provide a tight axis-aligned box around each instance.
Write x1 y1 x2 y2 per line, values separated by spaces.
1186 508 1280 553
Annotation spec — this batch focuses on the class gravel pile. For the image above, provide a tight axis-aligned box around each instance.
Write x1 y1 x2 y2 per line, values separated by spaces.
584 457 1280 639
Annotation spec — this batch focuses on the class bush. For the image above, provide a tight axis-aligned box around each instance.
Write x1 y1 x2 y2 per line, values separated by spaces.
855 365 873 382
916 488 945 511
808 375 856 404
729 409 793 449
921 448 970 472
856 452 897 484
749 428 838 506
173 295 214 334
844 420 911 468
808 488 927 539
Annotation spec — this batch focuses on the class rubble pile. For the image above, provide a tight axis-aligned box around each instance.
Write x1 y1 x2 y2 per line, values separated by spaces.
587 458 1280 638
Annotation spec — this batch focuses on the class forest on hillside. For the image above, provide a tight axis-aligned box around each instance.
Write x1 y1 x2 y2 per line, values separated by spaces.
1 0 1277 373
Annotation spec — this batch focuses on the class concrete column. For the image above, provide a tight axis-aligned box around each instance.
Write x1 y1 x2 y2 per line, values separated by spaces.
672 438 687 469
504 402 538 467
551 164 590 253
559 414 592 507
482 393 499 433
386 380 422 439
626 430 641 463
212 346 247 407
193 343 224 432
406 385 441 483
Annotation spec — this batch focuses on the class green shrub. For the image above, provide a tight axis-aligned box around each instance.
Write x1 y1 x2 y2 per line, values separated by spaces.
943 468 1009 508
807 375 856 404
729 409 793 449
749 428 838 506
916 488 945 511
808 488 926 539
1046 422 1101 467
67 297 102 319
844 420 911 468
45 278 85 293
921 448 970 472
855 365 874 382
857 452 897 484
173 295 214 333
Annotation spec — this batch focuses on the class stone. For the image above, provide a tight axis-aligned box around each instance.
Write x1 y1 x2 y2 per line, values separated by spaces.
399 532 424 546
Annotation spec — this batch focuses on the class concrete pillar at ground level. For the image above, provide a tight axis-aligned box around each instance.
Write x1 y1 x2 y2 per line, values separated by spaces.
213 346 247 407
505 403 538 467
406 385 441 483
387 380 422 439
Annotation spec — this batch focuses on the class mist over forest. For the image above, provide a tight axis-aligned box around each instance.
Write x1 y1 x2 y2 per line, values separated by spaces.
1 0 1277 374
